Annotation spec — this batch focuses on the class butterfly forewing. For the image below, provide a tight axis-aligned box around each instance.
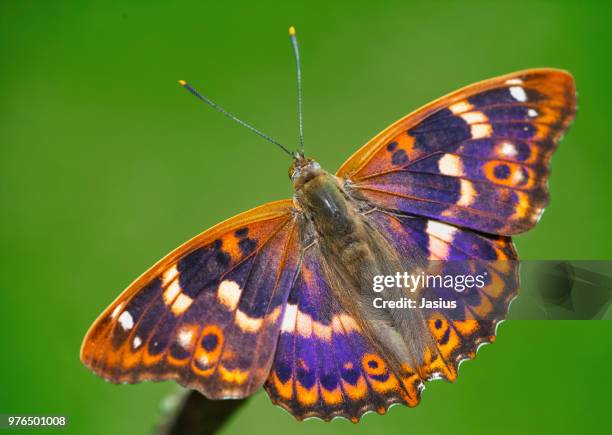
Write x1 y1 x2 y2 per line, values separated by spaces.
81 199 300 399
337 69 576 235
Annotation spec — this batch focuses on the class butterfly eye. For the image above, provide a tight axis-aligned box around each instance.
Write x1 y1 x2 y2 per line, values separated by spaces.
288 162 296 180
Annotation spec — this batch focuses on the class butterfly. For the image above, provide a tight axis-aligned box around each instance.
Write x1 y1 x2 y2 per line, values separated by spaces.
81 28 576 422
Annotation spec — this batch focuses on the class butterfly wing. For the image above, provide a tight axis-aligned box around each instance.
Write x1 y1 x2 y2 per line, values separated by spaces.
337 69 576 235
264 243 423 422
368 210 519 382
81 199 301 399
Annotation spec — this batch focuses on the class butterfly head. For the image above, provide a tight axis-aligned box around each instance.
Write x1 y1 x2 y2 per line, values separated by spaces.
289 153 323 190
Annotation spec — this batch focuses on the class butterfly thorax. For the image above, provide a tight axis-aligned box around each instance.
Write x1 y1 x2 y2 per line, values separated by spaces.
291 158 358 240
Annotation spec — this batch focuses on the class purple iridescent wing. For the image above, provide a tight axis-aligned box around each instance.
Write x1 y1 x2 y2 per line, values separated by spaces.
81 200 300 399
369 210 519 382
265 245 423 422
337 69 576 235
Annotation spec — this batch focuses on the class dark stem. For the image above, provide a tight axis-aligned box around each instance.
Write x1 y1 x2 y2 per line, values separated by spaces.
156 390 248 435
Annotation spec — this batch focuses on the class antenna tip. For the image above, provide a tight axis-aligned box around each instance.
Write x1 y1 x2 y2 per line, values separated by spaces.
289 26 296 36
178 80 187 86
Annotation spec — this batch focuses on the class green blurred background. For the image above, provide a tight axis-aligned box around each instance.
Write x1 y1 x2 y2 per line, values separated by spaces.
1 1 611 434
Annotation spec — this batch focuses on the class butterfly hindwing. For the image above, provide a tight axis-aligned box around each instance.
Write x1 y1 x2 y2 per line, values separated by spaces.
337 69 576 235
368 210 519 381
81 200 300 399
265 244 423 422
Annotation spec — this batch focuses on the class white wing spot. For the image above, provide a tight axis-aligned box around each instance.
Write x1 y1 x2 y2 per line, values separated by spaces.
500 142 518 158
426 220 458 260
163 280 181 305
118 311 134 330
512 168 526 184
296 310 313 338
235 310 263 333
438 154 464 176
133 336 142 349
460 111 488 124
178 328 193 349
460 110 491 139
162 264 179 286
509 86 527 102
527 108 538 118
217 280 242 310
457 179 476 207
427 220 458 242
198 354 210 367
449 100 474 114
471 123 493 139
280 304 297 333
171 293 193 315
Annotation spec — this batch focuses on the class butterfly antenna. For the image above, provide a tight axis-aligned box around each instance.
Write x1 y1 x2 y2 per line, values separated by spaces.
289 26 304 155
177 80 293 156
